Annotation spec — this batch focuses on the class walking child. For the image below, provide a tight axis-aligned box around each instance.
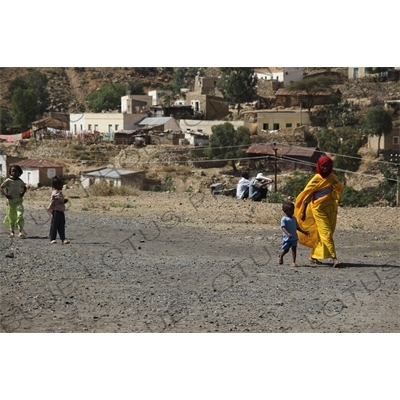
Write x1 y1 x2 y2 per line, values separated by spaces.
0 165 27 238
278 201 309 267
48 176 69 244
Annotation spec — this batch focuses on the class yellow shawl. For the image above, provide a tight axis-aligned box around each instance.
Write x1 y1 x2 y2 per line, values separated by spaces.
294 173 343 249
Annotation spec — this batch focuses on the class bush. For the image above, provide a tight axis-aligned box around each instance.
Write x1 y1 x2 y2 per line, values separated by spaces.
88 182 137 197
266 191 285 203
280 171 314 199
339 186 375 207
161 176 176 192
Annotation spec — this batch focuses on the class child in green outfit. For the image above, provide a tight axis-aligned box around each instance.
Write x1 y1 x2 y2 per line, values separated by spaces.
0 165 27 238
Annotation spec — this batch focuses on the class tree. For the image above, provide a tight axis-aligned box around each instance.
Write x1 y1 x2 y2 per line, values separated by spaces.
315 128 341 154
0 107 12 132
172 67 188 93
361 106 393 157
26 70 49 113
8 70 49 114
7 76 29 100
286 75 336 112
126 80 145 95
216 68 258 115
205 122 251 172
11 87 39 127
87 83 126 112
334 127 362 172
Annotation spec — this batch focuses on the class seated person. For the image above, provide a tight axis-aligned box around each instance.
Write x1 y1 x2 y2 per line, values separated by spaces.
249 173 273 202
236 171 251 199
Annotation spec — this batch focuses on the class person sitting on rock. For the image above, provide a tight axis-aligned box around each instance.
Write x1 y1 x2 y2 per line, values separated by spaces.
236 171 251 199
249 173 273 202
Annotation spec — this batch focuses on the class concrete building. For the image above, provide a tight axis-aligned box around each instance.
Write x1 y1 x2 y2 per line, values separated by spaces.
348 67 367 79
257 110 310 133
367 127 400 153
121 94 152 113
11 159 64 187
69 112 144 137
81 168 146 190
254 68 304 87
138 117 181 132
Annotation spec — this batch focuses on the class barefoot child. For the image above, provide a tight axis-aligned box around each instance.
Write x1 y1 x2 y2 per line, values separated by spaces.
0 165 27 238
48 176 69 244
278 201 309 267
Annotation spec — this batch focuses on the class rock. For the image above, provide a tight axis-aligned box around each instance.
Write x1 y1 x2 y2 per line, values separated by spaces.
5 250 14 258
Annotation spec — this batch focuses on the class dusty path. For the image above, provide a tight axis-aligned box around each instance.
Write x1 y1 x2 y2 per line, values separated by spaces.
1 192 399 333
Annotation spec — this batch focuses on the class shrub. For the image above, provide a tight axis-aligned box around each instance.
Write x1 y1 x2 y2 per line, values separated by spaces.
88 182 137 197
266 191 285 203
281 171 314 199
161 176 176 192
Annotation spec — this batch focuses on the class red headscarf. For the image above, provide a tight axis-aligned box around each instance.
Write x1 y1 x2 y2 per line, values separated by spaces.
316 156 333 178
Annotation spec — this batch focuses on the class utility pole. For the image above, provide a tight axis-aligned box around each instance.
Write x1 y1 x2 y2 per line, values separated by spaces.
272 142 278 192
390 152 400 207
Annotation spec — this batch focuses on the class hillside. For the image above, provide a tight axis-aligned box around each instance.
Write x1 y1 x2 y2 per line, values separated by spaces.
1 67 400 117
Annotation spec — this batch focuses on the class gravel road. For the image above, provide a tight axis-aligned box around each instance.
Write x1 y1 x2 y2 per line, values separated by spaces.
1 191 399 333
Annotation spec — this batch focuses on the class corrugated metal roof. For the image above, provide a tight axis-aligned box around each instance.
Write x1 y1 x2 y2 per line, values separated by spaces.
138 117 172 126
82 168 139 179
12 159 63 168
246 145 321 158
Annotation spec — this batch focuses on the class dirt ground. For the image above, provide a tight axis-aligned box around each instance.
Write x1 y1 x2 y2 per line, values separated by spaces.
1 189 399 333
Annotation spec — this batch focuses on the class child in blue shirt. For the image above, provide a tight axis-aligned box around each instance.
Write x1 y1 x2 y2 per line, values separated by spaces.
278 201 309 266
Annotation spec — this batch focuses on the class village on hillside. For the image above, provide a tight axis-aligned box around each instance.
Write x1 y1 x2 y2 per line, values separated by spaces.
0 67 399 205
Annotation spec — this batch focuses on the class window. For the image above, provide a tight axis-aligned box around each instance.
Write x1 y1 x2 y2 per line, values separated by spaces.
393 136 399 145
108 125 113 133
262 123 269 130
88 124 92 131
80 124 83 131
297 123 301 127
286 123 292 128
94 125 98 131
115 125 119 131
273 123 279 130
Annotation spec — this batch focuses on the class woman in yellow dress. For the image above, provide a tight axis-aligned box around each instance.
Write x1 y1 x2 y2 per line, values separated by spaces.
295 156 344 267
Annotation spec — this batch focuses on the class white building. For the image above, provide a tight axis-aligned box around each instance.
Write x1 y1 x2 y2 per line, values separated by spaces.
184 132 209 146
80 168 146 190
148 90 172 106
254 67 304 87
69 113 144 137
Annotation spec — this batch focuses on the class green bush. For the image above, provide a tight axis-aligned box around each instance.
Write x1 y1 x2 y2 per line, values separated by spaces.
281 171 314 199
266 191 286 203
161 176 176 192
339 186 375 207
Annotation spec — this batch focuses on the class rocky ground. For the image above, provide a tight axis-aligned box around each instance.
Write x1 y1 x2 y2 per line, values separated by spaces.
1 189 399 333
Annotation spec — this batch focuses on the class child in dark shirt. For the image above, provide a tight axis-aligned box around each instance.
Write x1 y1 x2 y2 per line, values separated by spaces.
48 177 69 244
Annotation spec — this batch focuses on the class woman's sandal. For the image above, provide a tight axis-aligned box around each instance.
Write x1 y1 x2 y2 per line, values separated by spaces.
333 260 342 268
278 255 283 265
309 258 322 265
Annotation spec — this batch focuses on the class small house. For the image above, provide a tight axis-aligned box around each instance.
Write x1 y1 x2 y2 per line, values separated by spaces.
245 144 325 172
184 131 209 146
11 158 64 187
0 155 27 178
81 168 146 190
